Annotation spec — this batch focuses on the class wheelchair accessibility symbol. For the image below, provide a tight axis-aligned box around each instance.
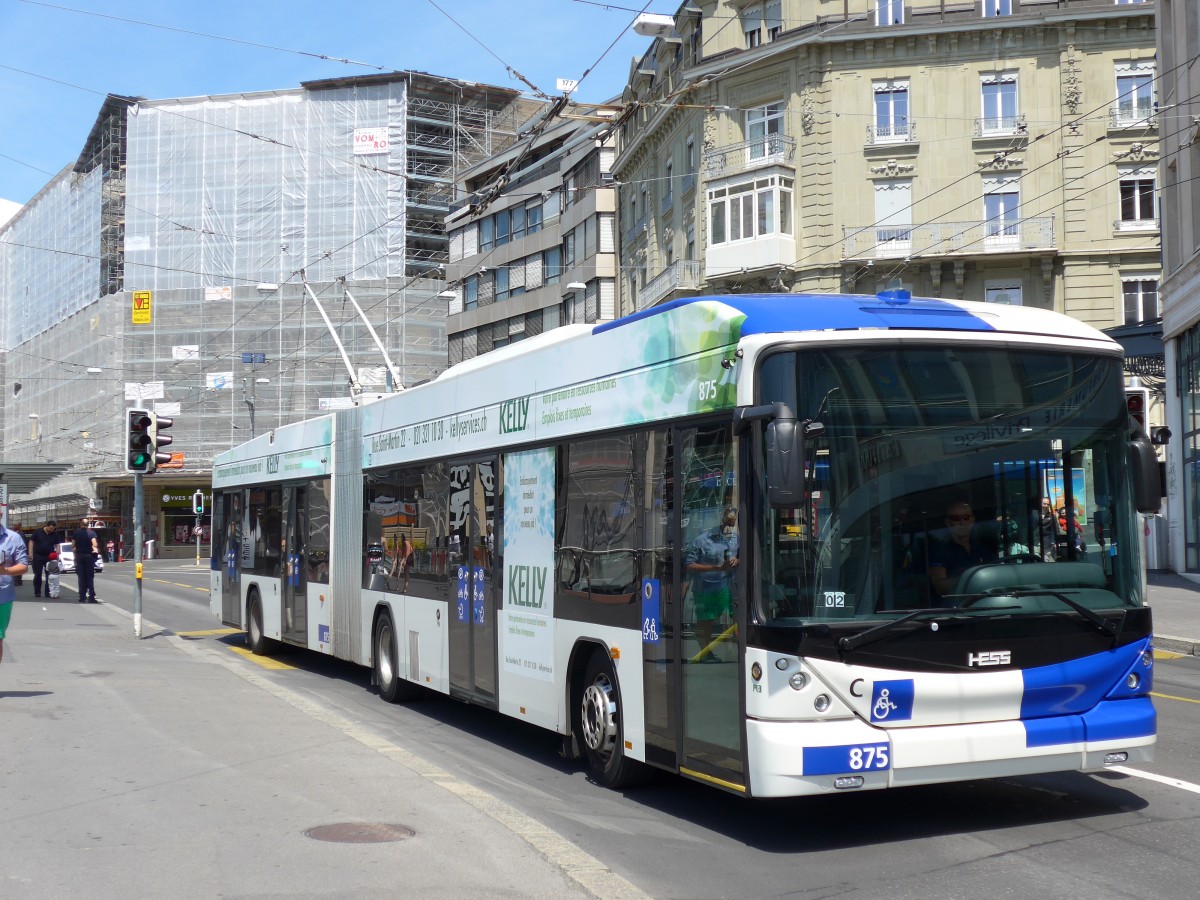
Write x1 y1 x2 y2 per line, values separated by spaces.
873 689 898 720
870 679 914 723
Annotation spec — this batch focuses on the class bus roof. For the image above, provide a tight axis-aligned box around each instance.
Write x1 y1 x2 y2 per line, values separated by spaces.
594 292 1116 345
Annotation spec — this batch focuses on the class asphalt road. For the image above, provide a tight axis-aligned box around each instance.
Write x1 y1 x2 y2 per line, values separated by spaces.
93 561 1200 899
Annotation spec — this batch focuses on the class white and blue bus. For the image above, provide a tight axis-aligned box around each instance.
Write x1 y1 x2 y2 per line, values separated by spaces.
210 291 1159 797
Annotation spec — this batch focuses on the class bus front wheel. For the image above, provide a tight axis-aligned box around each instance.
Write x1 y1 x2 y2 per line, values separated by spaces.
577 651 650 789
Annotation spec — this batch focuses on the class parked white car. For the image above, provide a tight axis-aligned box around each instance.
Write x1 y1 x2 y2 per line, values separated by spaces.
55 542 75 574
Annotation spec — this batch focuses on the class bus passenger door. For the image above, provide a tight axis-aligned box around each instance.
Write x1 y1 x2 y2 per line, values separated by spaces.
219 490 243 627
447 458 499 706
281 485 307 645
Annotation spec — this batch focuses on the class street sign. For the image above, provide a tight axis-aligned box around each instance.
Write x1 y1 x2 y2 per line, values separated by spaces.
241 352 267 364
132 291 152 325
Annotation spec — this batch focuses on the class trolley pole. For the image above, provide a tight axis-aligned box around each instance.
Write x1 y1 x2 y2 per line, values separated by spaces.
133 472 144 638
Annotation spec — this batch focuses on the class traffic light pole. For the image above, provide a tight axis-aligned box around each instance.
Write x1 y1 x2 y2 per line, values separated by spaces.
133 472 144 638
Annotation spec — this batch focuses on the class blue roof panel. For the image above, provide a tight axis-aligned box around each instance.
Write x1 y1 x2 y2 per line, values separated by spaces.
593 293 999 337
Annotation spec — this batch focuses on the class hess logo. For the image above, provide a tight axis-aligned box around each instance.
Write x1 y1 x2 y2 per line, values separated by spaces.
968 650 1012 667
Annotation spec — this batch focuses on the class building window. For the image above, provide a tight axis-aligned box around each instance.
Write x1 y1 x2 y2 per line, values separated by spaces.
688 18 702 65
465 274 478 310
707 175 794 245
980 73 1019 134
495 209 511 247
511 205 526 241
746 102 785 161
664 157 673 210
544 246 562 285
1122 276 1160 324
983 175 1020 245
1115 62 1155 125
984 281 1022 305
687 135 695 173
563 231 576 269
1119 167 1157 228
873 80 910 141
982 0 1012 15
527 200 543 235
480 216 494 252
495 265 510 302
686 223 695 260
876 0 904 26
874 178 913 252
741 4 761 48
766 0 782 40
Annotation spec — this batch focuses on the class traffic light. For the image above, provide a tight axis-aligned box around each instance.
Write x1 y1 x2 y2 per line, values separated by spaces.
192 491 204 515
125 408 154 473
1126 388 1150 433
148 413 174 469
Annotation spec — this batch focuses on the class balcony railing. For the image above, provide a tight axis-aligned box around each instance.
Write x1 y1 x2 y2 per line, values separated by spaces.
974 114 1027 138
681 172 697 195
1110 106 1157 129
639 259 702 310
866 120 917 145
704 134 796 179
660 191 674 215
842 216 1055 259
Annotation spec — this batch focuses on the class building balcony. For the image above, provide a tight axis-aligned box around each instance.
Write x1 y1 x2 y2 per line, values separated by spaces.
1110 107 1157 130
639 259 702 311
624 216 647 246
974 115 1027 138
703 134 796 180
842 216 1055 260
681 172 697 195
866 120 917 145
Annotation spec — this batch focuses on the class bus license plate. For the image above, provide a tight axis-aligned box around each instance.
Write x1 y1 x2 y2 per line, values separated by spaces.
802 743 890 776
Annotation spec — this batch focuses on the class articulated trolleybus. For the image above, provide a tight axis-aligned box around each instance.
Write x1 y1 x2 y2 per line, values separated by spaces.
211 291 1159 798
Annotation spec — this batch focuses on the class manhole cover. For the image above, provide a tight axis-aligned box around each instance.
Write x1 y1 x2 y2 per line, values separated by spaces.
304 823 415 844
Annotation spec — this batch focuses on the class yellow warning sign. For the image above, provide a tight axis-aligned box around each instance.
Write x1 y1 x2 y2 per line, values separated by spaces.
132 290 152 325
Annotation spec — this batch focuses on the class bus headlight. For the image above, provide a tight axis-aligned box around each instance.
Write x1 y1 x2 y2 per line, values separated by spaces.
1126 672 1140 690
789 672 807 691
814 693 831 712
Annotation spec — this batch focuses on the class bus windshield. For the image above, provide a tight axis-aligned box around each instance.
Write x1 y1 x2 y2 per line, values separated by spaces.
754 345 1142 626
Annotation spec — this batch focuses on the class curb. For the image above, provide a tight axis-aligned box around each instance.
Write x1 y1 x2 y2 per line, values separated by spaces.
1155 634 1200 656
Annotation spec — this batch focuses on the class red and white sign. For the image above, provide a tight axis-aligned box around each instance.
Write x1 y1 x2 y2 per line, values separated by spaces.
353 127 389 156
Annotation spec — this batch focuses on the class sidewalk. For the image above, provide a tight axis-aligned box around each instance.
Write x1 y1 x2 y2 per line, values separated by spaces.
0 596 642 900
1147 570 1200 655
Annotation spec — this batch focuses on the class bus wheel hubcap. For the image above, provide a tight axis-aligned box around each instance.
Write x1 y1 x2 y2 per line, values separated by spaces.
581 675 617 756
377 624 394 685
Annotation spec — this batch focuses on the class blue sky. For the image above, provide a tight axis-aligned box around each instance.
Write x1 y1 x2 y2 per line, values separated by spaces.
0 0 654 205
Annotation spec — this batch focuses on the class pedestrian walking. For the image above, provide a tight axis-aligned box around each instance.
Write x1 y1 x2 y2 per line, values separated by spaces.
71 517 100 604
0 524 31 666
105 539 116 563
28 519 63 599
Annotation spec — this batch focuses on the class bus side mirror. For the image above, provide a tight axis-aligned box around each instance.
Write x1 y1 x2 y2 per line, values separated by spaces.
1129 433 1162 514
766 418 824 508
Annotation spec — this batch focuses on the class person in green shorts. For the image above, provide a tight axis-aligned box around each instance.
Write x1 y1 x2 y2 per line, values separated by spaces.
0 524 31 666
684 506 740 659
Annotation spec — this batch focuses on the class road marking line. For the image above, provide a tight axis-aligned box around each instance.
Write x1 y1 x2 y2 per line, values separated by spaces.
169 635 649 900
152 579 209 592
1109 766 1200 796
1153 649 1185 660
176 628 241 637
226 645 297 670
1150 690 1200 706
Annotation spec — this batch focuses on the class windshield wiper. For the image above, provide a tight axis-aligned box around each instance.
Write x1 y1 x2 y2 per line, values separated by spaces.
950 592 1118 643
837 605 1020 654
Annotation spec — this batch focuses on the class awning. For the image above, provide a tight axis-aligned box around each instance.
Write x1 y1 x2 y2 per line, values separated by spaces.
1103 322 1164 359
0 463 73 495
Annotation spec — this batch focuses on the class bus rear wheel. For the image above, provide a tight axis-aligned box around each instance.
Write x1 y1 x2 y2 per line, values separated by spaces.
577 651 650 789
247 592 272 656
374 611 418 703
